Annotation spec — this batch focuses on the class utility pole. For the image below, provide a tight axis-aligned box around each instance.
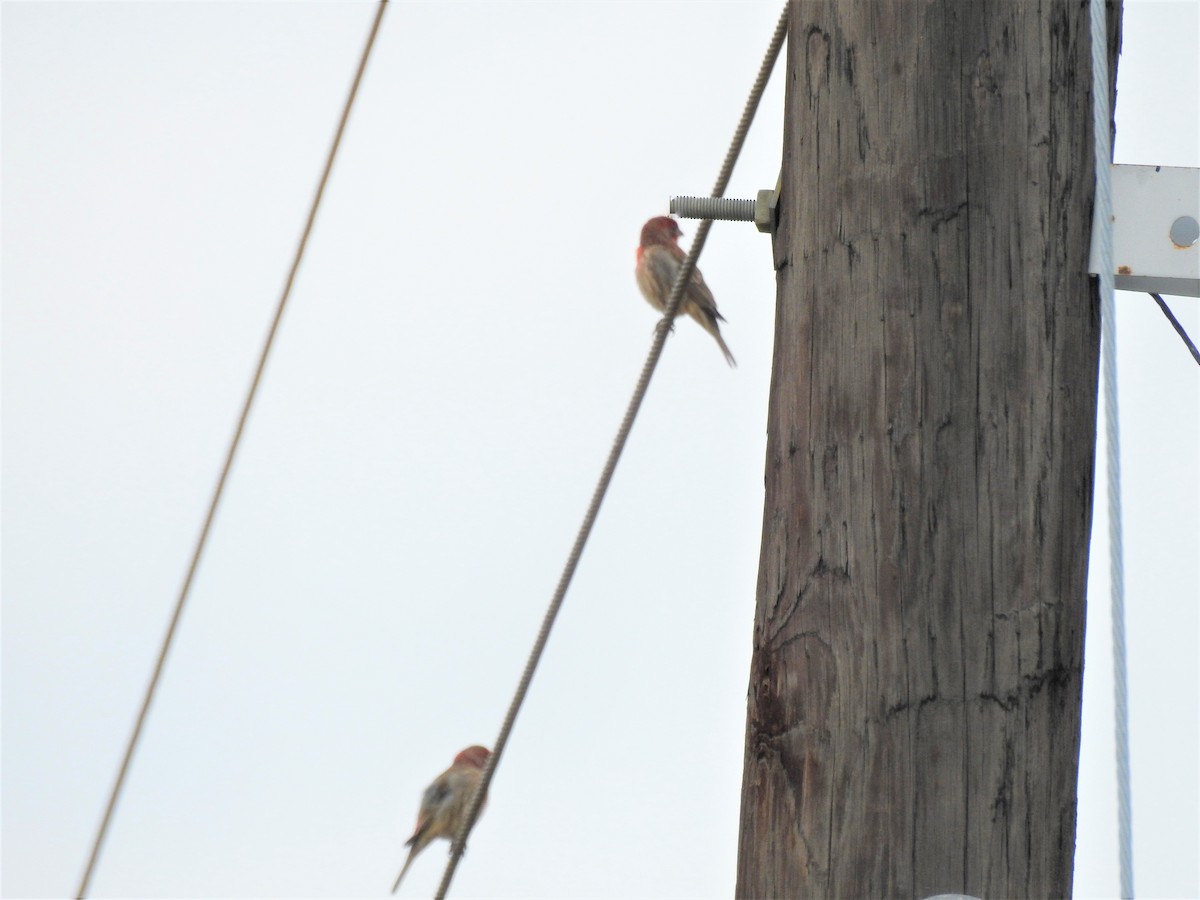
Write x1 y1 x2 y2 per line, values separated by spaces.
736 2 1121 897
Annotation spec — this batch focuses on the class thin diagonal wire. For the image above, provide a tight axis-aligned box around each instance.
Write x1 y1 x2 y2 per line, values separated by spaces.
430 7 790 900
1089 0 1132 896
1149 293 1200 366
73 4 388 897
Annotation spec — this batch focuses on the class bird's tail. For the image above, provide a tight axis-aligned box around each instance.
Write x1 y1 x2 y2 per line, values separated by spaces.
690 304 737 367
713 331 737 367
391 850 416 894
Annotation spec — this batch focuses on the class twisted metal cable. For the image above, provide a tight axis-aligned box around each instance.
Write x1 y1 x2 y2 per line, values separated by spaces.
1149 293 1200 366
430 6 790 899
73 4 389 897
1089 0 1132 896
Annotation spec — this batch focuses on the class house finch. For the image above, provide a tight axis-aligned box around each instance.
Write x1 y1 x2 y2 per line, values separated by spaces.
635 215 736 367
391 745 491 894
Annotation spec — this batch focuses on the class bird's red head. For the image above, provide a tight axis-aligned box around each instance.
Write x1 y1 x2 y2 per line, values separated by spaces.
453 745 491 769
639 215 682 249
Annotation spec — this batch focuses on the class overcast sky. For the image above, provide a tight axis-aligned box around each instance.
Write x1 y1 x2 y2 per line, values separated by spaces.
3 2 1197 898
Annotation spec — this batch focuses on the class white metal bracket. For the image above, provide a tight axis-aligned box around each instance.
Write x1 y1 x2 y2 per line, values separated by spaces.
1089 164 1200 296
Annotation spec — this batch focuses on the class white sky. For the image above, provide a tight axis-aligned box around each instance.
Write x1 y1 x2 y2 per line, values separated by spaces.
2 2 1197 898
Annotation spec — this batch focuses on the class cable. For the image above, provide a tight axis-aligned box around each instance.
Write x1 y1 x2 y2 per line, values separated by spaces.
1149 293 1200 366
430 6 790 899
1088 0 1133 897
73 4 389 897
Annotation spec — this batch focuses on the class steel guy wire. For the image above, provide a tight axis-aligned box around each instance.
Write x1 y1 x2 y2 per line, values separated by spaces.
430 6 790 899
1149 293 1200 366
73 3 389 897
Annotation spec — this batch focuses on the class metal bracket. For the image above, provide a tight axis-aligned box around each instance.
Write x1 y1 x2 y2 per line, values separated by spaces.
1089 164 1199 296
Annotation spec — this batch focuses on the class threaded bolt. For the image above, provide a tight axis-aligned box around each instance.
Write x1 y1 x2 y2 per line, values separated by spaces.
670 190 779 234
670 196 755 221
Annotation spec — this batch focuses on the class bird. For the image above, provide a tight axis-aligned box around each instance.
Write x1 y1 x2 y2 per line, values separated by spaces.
391 745 491 894
635 215 736 367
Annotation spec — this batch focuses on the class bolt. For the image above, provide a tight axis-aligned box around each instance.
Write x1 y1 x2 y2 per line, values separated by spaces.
670 196 755 221
670 191 779 234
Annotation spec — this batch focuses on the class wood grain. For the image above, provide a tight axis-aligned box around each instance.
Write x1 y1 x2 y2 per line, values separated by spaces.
737 2 1121 897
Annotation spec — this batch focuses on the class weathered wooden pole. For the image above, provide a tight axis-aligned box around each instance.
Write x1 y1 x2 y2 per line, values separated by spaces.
736 2 1121 897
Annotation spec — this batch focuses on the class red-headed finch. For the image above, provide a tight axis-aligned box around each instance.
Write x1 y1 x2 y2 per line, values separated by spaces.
391 745 491 894
635 215 736 367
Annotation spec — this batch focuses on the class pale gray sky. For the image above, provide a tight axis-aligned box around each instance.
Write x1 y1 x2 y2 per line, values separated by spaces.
2 2 1197 898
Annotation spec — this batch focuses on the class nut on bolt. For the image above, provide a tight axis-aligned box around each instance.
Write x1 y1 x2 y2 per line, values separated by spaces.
754 188 778 233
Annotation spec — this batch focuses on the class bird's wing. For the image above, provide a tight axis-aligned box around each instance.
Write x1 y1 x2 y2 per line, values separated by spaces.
639 246 681 306
686 266 725 323
422 778 453 809
406 777 453 847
